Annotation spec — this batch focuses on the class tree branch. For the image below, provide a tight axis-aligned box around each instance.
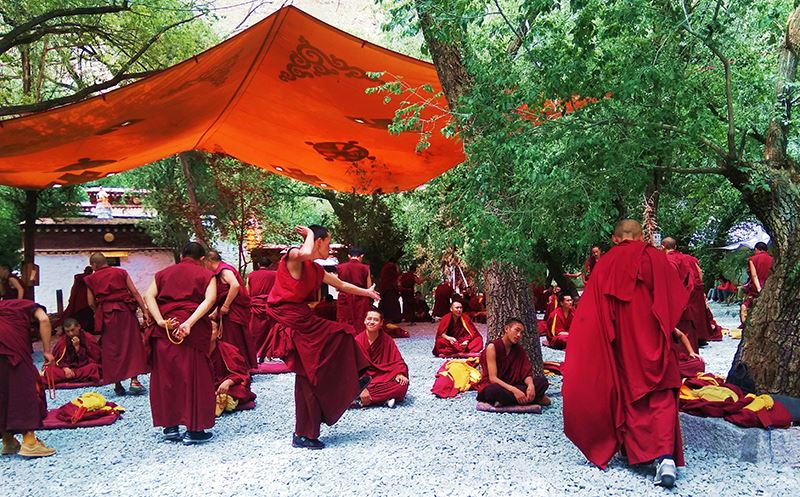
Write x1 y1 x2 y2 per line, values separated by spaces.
653 166 727 175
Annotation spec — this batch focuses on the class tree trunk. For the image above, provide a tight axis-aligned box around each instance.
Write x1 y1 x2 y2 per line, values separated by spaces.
540 244 578 297
485 261 543 375
23 189 38 300
178 152 208 244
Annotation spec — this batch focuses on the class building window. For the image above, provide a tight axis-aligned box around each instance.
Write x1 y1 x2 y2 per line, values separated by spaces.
106 257 121 267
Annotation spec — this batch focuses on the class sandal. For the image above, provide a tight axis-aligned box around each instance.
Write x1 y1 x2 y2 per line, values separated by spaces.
129 379 145 394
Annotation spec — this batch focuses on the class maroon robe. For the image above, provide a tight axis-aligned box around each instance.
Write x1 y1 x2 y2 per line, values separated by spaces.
61 273 95 333
683 254 714 342
432 283 454 318
432 313 484 357
563 240 689 469
248 268 277 360
213 262 255 369
398 271 418 322
210 340 256 408
48 331 101 384
335 260 372 333
546 307 573 350
377 262 401 323
313 301 337 321
147 258 215 431
0 300 47 432
84 266 148 384
266 254 370 439
0 275 24 301
749 251 774 295
476 338 548 406
355 330 408 404
666 251 701 353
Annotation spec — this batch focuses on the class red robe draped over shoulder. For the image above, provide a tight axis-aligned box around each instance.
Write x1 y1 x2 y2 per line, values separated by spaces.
336 260 372 333
355 330 408 404
476 338 533 393
749 252 774 295
563 240 689 469
147 258 215 431
48 331 101 384
248 268 277 360
84 266 148 383
432 313 483 357
214 262 255 369
267 253 369 439
0 300 47 432
546 307 573 349
432 283 453 318
61 273 94 332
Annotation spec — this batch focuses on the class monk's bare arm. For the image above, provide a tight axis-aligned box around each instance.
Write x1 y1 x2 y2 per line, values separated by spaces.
125 274 149 315
749 260 762 292
367 271 373 288
34 307 54 364
674 329 699 358
219 270 239 313
87 287 96 310
144 280 168 326
695 263 703 281
10 277 23 298
322 271 380 300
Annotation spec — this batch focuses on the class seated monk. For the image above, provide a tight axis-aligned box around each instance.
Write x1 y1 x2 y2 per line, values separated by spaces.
313 294 337 321
413 291 433 322
354 308 409 408
673 328 703 378
476 318 550 407
46 318 101 385
546 293 574 350
210 324 256 415
432 302 484 357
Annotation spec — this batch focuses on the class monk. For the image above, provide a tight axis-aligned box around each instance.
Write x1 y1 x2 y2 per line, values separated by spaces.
0 264 24 300
144 242 217 445
0 300 55 457
546 293 573 350
313 294 337 321
432 278 454 318
210 326 256 415
582 246 603 285
432 301 484 357
476 317 549 407
205 250 255 370
61 266 94 333
742 241 773 323
247 256 277 362
85 253 149 396
46 318 101 385
336 248 373 333
377 260 401 323
662 238 710 349
563 219 689 488
413 291 433 322
399 265 423 324
266 225 378 450
354 308 409 408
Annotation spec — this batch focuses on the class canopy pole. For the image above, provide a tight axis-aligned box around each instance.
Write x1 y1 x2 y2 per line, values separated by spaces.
23 189 39 300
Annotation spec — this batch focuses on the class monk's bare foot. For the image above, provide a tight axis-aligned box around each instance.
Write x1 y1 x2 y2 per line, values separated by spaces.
538 395 552 406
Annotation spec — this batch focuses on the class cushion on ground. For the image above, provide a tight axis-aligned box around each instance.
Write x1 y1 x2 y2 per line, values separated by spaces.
40 409 121 430
250 361 291 375
476 401 542 414
53 381 102 390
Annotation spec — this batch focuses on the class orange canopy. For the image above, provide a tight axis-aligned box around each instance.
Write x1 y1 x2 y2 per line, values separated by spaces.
0 6 464 193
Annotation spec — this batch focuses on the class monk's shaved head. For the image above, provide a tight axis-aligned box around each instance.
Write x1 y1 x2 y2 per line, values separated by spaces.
206 250 222 263
89 252 107 267
662 237 677 250
612 219 643 242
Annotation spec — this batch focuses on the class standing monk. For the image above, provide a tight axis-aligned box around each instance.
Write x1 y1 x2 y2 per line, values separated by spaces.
432 277 454 318
0 264 24 300
204 251 255 370
354 308 409 408
563 220 689 488
742 241 773 323
662 238 707 352
267 225 379 449
0 300 56 457
336 248 373 333
377 260 401 323
399 265 423 324
144 242 217 445
85 253 149 396
432 301 484 357
61 266 94 333
247 257 277 362
582 246 603 285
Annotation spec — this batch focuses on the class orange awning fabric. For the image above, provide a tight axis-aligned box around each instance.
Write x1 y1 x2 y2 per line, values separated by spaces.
0 6 464 193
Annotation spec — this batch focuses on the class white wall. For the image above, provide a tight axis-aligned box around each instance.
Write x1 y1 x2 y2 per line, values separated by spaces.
36 250 174 311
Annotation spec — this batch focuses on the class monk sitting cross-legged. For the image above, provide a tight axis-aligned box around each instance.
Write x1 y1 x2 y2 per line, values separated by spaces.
46 318 101 385
546 293 574 350
354 308 409 408
432 302 484 357
476 318 550 407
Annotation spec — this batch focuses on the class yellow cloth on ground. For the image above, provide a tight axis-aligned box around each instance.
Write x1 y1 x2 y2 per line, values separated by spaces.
71 392 125 412
439 358 482 392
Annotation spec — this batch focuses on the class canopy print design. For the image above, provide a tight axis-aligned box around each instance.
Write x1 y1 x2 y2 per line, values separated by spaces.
0 6 465 193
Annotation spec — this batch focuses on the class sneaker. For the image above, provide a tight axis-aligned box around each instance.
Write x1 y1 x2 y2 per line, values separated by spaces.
654 458 677 488
2 437 20 455
292 434 325 450
163 426 181 442
129 380 145 395
18 438 56 458
385 398 396 408
182 430 214 446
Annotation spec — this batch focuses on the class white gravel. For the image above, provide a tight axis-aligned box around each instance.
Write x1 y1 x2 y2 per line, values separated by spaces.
4 302 798 496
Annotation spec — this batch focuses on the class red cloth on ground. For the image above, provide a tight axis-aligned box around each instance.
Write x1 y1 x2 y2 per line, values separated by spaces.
563 240 689 469
355 329 408 404
248 268 277 360
546 307 573 349
61 273 95 332
475 338 534 393
52 399 122 424
84 266 148 384
214 262 255 369
48 331 102 384
147 258 215 431
432 283 453 317
430 358 481 398
336 259 372 333
0 300 47 432
211 340 256 406
377 262 401 323
267 254 370 439
432 313 483 357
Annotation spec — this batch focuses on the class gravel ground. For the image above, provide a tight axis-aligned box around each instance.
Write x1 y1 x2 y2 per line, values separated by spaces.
4 302 798 496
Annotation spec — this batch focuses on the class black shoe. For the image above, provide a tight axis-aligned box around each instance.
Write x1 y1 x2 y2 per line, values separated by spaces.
114 383 126 396
182 430 213 445
292 434 325 450
163 426 181 442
